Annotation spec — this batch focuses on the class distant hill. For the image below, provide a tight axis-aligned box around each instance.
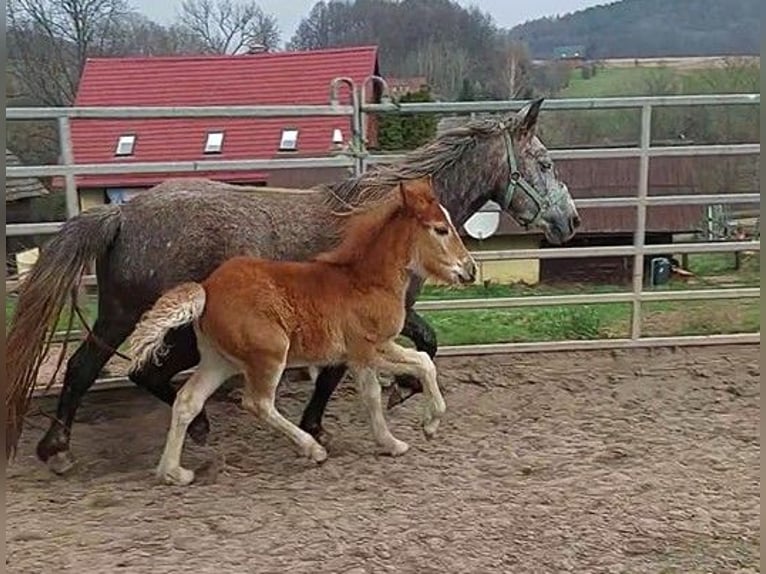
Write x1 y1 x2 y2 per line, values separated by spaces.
508 0 760 60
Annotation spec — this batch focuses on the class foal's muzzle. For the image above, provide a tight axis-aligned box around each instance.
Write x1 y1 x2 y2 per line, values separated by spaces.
453 258 477 284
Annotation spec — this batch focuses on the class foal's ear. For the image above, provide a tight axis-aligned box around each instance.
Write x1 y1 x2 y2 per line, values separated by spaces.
400 177 435 217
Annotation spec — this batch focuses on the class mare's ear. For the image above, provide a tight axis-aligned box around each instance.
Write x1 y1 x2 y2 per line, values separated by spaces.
506 97 544 139
400 177 434 218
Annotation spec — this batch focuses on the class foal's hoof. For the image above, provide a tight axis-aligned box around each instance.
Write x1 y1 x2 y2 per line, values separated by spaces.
47 450 77 475
187 414 211 446
384 438 410 457
308 442 328 464
157 465 195 486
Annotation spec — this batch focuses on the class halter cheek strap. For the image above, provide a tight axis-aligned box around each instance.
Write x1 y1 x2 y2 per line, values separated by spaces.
500 131 556 229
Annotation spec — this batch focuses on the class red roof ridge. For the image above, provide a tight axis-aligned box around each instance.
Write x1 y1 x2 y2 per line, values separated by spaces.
83 45 379 65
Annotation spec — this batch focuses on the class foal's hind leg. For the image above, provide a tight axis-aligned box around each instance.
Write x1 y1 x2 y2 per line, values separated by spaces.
155 340 236 486
241 357 327 464
128 326 211 445
351 367 409 457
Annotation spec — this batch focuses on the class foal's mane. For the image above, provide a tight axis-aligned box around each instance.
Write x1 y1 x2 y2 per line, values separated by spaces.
319 115 516 212
313 183 405 266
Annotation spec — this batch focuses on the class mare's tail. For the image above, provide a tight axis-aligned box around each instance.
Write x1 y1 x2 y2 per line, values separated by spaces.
127 282 207 375
6 205 122 459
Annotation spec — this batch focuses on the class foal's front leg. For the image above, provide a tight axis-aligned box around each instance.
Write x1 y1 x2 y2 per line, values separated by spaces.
375 342 446 438
350 366 410 456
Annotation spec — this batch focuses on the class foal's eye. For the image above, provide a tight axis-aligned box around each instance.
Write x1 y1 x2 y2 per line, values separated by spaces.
434 226 449 236
539 160 553 171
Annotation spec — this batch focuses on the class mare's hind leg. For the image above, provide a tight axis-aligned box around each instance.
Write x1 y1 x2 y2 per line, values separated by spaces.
36 317 134 475
351 366 409 457
128 326 211 445
156 338 236 486
241 355 327 464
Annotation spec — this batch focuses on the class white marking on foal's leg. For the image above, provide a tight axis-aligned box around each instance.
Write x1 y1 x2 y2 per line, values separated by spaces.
413 350 446 438
156 338 235 486
375 343 446 439
242 364 327 464
353 367 409 457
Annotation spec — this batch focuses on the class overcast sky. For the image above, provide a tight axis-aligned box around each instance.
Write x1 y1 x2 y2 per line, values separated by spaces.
132 0 606 45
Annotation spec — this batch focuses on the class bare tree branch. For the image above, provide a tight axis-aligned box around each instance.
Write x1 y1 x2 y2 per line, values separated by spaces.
7 0 129 104
177 0 281 54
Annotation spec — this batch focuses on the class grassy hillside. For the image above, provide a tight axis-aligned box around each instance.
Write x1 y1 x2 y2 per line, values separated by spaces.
509 0 760 59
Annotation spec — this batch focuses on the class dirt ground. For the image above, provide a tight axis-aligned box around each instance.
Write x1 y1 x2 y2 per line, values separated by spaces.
5 345 761 574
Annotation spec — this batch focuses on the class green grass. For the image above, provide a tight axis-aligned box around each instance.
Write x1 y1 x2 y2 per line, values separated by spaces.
6 253 759 347
561 67 660 98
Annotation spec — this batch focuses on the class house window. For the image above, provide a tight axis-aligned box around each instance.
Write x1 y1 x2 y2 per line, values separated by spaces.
204 131 224 154
115 134 136 156
279 129 299 151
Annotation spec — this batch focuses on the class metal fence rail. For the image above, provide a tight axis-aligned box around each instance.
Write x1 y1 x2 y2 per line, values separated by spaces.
5 90 761 396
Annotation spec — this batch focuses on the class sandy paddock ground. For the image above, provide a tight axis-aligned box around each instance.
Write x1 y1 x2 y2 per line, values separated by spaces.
5 345 760 574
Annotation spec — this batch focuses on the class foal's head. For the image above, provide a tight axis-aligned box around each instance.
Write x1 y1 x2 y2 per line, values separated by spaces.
400 176 476 285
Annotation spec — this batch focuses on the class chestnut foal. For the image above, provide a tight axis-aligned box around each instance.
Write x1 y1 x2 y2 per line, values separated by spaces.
127 175 476 485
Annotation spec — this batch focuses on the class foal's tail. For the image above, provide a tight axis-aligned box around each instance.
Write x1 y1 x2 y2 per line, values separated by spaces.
126 282 207 375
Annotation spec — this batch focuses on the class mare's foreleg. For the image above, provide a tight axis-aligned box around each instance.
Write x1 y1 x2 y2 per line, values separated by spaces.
128 325 211 445
298 364 348 444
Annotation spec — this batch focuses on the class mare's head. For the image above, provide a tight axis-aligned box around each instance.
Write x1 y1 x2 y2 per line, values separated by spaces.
484 97 580 243
400 176 476 285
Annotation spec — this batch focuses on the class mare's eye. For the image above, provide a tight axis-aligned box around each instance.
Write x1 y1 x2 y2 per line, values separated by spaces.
539 160 553 171
434 226 449 236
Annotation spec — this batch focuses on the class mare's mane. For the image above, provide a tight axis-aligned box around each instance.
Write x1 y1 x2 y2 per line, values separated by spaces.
319 115 515 213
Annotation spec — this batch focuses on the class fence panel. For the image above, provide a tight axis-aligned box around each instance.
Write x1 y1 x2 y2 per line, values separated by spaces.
5 91 760 395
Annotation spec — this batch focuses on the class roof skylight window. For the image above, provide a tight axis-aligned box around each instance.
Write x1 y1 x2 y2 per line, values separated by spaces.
279 129 299 151
204 131 225 154
115 134 136 156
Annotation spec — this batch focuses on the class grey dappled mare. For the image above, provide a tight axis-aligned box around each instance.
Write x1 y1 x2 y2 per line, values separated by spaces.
8 98 579 473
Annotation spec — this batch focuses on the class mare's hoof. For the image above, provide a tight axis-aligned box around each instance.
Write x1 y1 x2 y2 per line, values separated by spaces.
157 465 195 486
187 415 210 446
47 450 77 475
308 442 328 464
303 422 332 446
314 427 333 447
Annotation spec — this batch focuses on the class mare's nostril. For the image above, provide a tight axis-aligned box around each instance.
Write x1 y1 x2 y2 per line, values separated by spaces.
572 214 581 229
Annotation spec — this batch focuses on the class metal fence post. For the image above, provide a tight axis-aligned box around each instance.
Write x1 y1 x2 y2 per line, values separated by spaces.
57 116 79 218
630 104 653 340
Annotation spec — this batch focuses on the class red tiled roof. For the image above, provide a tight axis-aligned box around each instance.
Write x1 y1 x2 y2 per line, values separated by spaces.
67 46 380 188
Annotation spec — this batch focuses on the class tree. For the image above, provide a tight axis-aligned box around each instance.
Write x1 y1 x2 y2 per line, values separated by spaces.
177 0 281 54
108 13 208 56
7 0 130 104
496 38 532 99
377 87 437 151
288 0 503 100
